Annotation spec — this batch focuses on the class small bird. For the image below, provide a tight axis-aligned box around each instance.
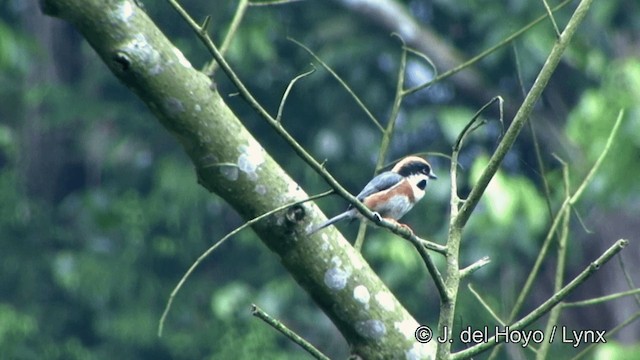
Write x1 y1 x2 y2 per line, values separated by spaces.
310 156 437 234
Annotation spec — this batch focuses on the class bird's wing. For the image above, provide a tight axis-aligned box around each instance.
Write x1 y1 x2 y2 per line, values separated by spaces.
355 171 403 201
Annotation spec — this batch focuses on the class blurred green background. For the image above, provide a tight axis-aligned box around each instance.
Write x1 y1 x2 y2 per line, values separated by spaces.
1 0 639 358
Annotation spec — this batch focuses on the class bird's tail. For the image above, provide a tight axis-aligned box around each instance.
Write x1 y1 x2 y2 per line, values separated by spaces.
308 211 353 235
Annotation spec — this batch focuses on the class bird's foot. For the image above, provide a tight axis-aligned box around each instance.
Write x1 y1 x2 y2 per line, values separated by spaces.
384 218 414 235
397 222 414 236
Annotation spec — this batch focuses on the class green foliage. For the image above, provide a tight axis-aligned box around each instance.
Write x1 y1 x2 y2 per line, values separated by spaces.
566 59 640 203
594 341 640 360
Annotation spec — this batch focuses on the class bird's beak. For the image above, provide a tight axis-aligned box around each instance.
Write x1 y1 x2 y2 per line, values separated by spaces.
429 172 438 180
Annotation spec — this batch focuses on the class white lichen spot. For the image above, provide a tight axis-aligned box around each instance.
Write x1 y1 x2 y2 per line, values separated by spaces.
320 239 330 252
355 319 386 340
375 291 396 312
237 143 265 181
353 285 370 308
116 0 133 22
173 47 192 69
122 34 162 75
304 222 315 235
285 182 308 202
164 97 185 116
324 267 349 291
395 318 417 340
329 256 342 268
194 104 201 112
220 165 239 181
406 342 436 360
351 257 365 270
254 184 267 195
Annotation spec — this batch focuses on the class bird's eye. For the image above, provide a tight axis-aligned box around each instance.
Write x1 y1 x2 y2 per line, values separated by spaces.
417 179 427 190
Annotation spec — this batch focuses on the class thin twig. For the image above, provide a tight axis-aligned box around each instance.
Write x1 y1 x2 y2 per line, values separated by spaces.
540 0 561 37
618 254 640 306
289 38 384 133
460 257 491 279
249 0 305 6
203 0 249 75
252 304 330 360
563 288 640 308
406 233 449 303
453 96 503 153
468 284 504 325
158 190 333 337
536 161 571 359
570 110 624 203
276 66 316 122
401 44 438 92
404 0 574 96
570 310 640 360
421 239 447 255
512 43 555 222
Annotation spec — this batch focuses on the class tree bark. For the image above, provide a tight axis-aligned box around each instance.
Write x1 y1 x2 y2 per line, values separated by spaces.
40 0 436 358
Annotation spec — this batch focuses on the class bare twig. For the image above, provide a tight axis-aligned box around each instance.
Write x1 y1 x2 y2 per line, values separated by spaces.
570 310 640 360
536 160 571 359
289 38 384 133
252 304 330 360
216 0 249 71
512 43 555 221
563 288 640 308
460 257 491 279
540 0 561 37
453 96 503 153
468 284 504 325
277 66 316 122
406 232 448 303
249 0 305 6
403 0 574 96
618 254 640 306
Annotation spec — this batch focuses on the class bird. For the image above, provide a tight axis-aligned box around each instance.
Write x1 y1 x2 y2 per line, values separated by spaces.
309 156 437 235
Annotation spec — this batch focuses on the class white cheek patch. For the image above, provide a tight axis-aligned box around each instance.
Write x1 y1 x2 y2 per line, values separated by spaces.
408 175 428 201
